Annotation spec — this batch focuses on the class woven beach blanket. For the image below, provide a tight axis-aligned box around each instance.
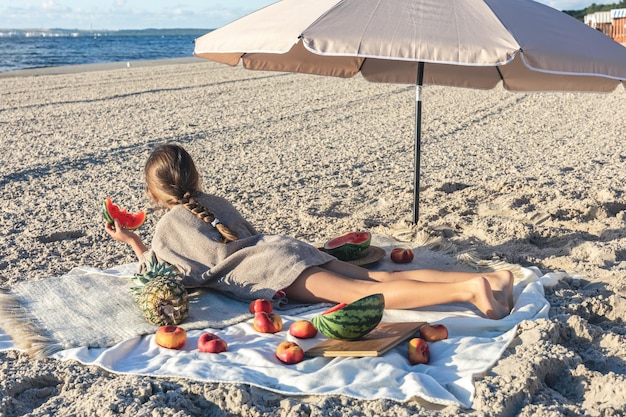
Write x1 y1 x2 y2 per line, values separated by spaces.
0 263 328 358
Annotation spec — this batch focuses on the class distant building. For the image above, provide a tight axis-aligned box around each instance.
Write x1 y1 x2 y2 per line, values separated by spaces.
611 9 626 43
584 8 626 43
584 11 612 37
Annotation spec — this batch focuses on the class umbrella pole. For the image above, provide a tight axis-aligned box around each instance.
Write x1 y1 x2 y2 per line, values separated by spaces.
412 62 425 224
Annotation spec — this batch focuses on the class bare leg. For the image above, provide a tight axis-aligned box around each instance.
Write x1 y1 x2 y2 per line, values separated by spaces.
387 269 515 311
284 266 510 319
322 260 515 311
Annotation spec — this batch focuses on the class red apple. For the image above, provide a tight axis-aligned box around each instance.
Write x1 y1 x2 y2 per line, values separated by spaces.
419 324 448 342
275 341 305 364
253 312 283 333
198 332 228 353
289 320 318 339
249 298 273 314
390 247 414 264
155 325 187 350
407 337 430 365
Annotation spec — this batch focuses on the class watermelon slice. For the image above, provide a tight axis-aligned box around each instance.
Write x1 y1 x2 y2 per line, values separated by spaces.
312 294 385 340
102 197 146 230
323 231 371 261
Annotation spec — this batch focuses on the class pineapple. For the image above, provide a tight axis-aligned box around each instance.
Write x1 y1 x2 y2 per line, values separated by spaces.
130 259 189 326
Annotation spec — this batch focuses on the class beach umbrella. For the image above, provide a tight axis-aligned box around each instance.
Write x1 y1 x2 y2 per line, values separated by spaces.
193 0 626 223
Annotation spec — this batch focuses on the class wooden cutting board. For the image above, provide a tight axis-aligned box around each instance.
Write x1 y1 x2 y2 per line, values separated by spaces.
305 321 426 357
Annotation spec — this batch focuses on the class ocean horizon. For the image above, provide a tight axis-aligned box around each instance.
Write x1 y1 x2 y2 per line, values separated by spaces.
0 28 212 73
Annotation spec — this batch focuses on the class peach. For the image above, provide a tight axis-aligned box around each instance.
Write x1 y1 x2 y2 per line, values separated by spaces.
407 337 430 365
155 325 187 350
198 332 228 353
249 298 273 314
275 341 305 364
253 312 283 333
390 247 414 264
289 320 318 339
419 324 448 342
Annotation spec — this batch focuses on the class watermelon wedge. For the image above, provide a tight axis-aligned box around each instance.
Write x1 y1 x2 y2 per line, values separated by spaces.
322 231 371 261
312 294 384 340
102 197 146 230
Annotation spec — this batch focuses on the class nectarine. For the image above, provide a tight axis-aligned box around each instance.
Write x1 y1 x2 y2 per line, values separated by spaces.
198 332 228 353
253 312 283 333
155 325 187 350
275 341 304 364
407 337 430 365
249 298 273 314
419 324 448 342
289 320 317 339
391 247 414 264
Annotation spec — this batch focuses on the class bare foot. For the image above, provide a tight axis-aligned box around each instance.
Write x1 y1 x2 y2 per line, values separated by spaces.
483 270 515 312
467 276 510 319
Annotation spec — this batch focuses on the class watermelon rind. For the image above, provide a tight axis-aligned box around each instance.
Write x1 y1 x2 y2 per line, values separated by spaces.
311 293 384 340
102 199 114 225
322 231 371 261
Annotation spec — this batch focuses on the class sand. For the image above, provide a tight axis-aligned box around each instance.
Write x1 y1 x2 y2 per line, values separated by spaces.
0 58 625 416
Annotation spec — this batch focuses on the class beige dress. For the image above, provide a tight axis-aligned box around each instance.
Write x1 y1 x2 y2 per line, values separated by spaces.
139 193 335 303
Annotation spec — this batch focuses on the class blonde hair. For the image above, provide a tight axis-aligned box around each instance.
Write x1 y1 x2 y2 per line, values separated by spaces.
144 144 238 242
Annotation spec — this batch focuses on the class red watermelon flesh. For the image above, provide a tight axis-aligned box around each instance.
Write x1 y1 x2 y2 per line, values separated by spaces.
322 303 347 315
102 197 146 230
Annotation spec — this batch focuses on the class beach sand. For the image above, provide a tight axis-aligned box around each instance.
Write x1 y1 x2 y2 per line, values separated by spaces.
1 59 625 416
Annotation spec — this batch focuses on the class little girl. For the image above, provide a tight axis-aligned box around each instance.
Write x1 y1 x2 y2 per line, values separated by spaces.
105 143 514 319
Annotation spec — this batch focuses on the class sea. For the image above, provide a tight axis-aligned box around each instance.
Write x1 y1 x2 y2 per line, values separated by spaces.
0 28 212 73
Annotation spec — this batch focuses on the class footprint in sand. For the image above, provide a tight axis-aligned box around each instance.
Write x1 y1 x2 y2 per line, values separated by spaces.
37 230 85 243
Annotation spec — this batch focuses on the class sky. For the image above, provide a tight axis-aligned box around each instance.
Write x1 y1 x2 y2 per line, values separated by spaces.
0 0 619 31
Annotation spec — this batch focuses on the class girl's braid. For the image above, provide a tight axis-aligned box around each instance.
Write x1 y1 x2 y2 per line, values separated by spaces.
178 192 238 243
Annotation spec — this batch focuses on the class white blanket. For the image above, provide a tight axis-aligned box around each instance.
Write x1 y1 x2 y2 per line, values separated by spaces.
0 263 559 408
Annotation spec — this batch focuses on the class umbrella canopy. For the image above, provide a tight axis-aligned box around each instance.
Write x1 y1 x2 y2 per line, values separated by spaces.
194 0 626 222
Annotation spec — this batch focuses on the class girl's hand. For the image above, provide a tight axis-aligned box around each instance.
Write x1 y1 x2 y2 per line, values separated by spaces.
104 219 138 244
104 219 149 259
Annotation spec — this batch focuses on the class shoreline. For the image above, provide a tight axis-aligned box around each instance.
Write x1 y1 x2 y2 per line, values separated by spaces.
0 56 204 78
